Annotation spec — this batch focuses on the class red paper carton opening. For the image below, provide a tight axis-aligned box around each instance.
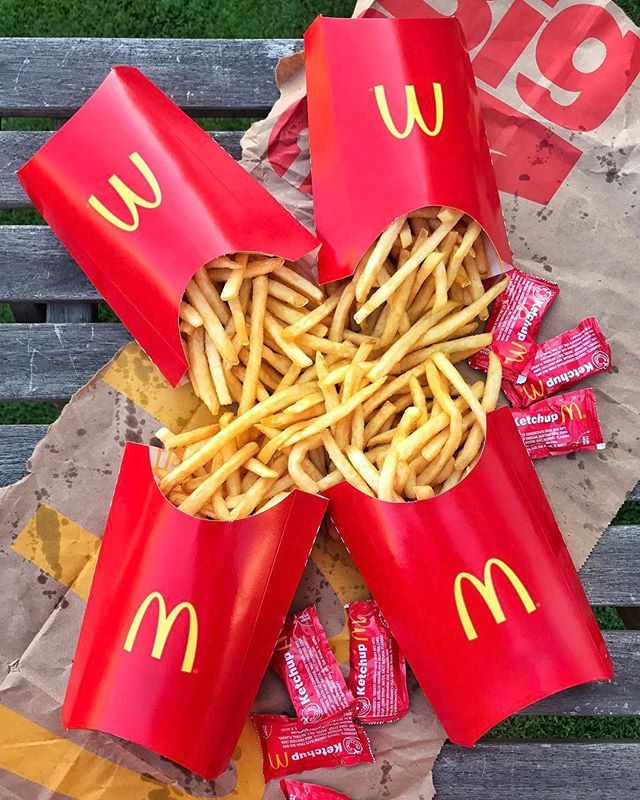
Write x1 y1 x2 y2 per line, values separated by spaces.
62 442 327 779
325 407 612 745
18 67 318 386
305 16 512 283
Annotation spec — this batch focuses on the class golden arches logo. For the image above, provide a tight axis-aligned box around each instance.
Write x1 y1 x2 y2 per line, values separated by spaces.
522 380 545 402
374 83 443 139
88 151 161 232
560 402 583 423
504 341 529 364
351 614 368 642
268 752 289 771
123 591 198 673
454 558 537 641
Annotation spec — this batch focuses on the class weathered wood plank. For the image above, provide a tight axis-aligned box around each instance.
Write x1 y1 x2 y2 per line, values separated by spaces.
0 38 300 116
0 130 243 208
434 741 640 799
0 225 99 300
0 322 130 400
45 302 98 323
0 425 50 486
581 525 639 606
521 631 639 716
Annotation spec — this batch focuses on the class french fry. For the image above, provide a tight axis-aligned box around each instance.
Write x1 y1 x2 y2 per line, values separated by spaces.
288 435 324 494
267 279 309 308
282 292 341 340
185 280 238 364
178 442 259 516
272 264 325 305
431 351 487 434
322 431 374 496
355 216 406 303
285 380 385 447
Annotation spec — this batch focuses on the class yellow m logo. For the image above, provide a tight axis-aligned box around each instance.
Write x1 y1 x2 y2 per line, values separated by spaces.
88 151 161 232
522 380 545 402
454 558 537 641
268 752 289 771
504 341 529 364
123 591 198 673
561 402 583 423
374 83 443 139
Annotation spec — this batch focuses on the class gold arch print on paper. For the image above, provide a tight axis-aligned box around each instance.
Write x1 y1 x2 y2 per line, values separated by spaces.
0 704 264 800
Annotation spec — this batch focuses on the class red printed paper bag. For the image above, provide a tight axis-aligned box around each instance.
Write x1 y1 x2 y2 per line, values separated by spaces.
326 408 612 746
62 442 327 780
18 67 318 385
304 16 511 282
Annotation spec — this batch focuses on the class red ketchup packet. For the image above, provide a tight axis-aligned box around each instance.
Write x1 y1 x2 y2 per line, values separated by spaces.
503 317 612 407
469 268 559 382
280 778 353 800
346 600 409 725
271 605 355 725
252 712 374 781
511 388 605 459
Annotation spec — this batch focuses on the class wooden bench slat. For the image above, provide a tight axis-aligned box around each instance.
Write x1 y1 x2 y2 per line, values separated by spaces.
0 225 99 300
0 421 638 606
434 741 640 799
0 38 300 116
0 322 130 400
0 130 243 209
521 631 639 716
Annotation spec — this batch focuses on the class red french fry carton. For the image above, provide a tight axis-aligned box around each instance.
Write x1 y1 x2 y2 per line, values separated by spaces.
18 67 318 386
62 442 327 780
325 407 612 746
304 16 511 283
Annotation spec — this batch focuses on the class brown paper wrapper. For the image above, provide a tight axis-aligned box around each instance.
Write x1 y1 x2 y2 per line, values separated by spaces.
2 2 639 798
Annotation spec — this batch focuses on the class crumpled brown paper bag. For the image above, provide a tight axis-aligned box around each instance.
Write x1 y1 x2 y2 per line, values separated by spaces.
1 1 639 798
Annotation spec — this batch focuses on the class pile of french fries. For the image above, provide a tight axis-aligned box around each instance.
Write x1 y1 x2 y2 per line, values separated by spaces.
155 206 508 518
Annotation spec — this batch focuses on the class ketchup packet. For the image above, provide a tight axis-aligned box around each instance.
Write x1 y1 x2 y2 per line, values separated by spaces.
503 317 612 407
469 268 559 382
511 388 606 459
280 778 353 800
252 712 374 781
272 605 355 725
347 600 409 724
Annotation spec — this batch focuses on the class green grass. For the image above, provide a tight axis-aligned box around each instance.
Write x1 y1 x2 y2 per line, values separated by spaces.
0 0 638 743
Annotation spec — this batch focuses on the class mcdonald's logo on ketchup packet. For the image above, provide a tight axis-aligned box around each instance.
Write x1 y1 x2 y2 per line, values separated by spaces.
326 408 612 746
511 388 606 459
18 67 318 386
252 712 373 782
346 600 409 725
272 605 355 725
62 442 327 780
304 16 511 283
